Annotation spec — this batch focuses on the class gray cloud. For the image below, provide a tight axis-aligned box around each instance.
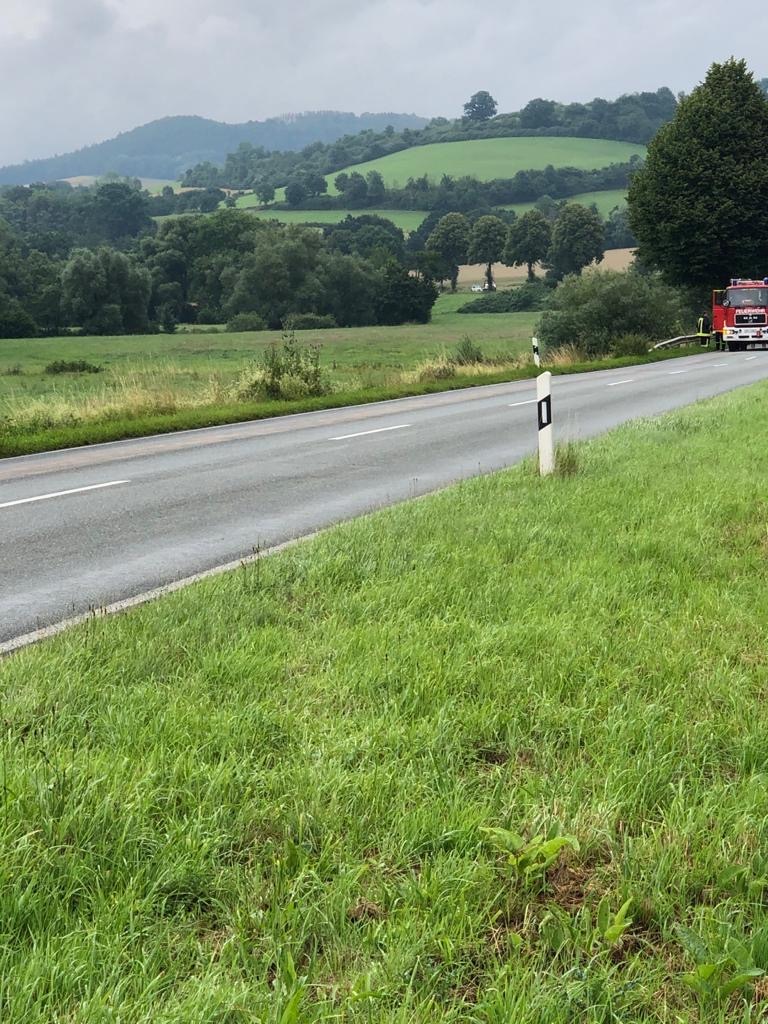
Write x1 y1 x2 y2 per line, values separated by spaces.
1 0 767 165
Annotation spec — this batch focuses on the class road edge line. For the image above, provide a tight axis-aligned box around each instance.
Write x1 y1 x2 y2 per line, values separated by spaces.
0 530 324 659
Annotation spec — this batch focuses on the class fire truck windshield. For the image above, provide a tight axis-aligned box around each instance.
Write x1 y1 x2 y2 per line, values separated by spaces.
725 287 768 307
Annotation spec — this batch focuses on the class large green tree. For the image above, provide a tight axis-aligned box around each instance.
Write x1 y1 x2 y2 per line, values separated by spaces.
503 210 552 280
547 204 604 279
61 248 151 334
463 91 498 122
426 213 470 291
628 59 768 290
467 215 508 290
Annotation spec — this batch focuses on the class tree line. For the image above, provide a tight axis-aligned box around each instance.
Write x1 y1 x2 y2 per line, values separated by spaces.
418 204 607 292
276 160 639 213
0 206 438 339
182 88 676 192
0 172 633 339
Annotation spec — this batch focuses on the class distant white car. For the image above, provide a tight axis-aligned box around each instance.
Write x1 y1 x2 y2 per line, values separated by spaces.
470 284 483 293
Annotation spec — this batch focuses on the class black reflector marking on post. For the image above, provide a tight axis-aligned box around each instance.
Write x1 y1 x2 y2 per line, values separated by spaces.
538 396 551 430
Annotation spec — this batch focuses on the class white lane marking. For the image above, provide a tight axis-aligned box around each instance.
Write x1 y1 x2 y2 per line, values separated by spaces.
746 356 758 361
606 379 635 387
668 370 688 375
508 399 536 407
708 362 727 367
329 424 410 441
0 480 130 511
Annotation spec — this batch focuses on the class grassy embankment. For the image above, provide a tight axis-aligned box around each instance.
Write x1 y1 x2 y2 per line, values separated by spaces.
0 290 695 457
4 384 768 1021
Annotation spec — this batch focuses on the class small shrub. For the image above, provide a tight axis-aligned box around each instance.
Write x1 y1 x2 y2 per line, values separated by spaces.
159 303 178 334
282 313 337 331
454 335 484 365
196 307 221 325
538 270 691 357
44 360 103 375
2 364 23 376
458 282 549 314
276 373 312 400
227 312 268 333
231 363 265 401
611 333 651 357
262 332 329 399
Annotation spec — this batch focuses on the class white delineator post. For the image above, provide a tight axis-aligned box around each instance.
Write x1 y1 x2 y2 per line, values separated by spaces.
537 371 554 476
532 335 541 368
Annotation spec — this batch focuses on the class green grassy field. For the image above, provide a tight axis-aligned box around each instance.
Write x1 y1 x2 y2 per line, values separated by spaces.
236 189 629 233
240 208 429 232
0 295 535 405
4 383 768 1021
233 137 643 212
0 297 540 454
323 138 645 193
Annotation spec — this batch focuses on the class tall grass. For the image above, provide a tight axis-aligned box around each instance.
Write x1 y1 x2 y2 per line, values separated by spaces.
3 384 768 1020
0 346 705 458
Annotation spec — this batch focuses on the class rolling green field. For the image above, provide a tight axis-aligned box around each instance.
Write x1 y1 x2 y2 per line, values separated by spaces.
323 137 645 193
240 208 429 232
4 383 768 1021
234 137 643 212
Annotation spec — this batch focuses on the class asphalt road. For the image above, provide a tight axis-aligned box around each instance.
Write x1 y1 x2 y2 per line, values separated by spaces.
2 351 768 647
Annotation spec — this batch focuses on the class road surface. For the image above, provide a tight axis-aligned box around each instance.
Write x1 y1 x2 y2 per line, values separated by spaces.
2 352 767 648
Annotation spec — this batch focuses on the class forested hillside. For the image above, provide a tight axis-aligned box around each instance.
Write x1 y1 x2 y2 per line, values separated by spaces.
0 112 428 186
184 88 676 191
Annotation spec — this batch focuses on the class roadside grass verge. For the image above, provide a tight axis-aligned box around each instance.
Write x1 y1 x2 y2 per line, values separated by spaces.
4 383 768 1020
0 347 703 458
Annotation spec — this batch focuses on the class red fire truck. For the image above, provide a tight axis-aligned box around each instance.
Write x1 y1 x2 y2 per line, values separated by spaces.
709 278 768 351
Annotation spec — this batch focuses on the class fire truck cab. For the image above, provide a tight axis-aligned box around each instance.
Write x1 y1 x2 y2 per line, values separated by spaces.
712 278 768 351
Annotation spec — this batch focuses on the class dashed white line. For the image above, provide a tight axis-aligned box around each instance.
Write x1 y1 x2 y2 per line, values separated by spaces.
708 362 727 367
0 480 130 511
508 399 536 408
606 379 635 387
746 356 758 361
329 424 411 441
668 370 688 375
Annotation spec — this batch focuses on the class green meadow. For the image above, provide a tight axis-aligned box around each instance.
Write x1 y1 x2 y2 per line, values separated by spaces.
232 137 643 215
3 383 768 1020
0 295 536 404
322 137 645 193
239 207 429 232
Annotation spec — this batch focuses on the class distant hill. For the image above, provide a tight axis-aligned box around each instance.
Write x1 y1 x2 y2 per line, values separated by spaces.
0 112 429 185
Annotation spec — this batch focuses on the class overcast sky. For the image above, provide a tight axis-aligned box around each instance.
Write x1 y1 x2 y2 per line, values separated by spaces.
2 0 767 166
